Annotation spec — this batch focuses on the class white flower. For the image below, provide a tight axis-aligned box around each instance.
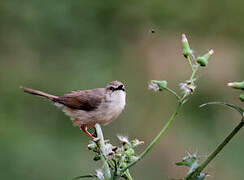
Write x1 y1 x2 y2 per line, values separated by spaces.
117 134 129 144
179 83 191 94
96 169 104 180
104 143 114 156
148 81 160 91
179 82 196 94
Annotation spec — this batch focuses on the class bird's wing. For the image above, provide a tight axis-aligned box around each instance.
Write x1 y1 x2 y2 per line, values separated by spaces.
56 88 105 111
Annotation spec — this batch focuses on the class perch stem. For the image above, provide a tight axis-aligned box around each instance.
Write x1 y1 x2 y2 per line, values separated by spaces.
95 124 111 179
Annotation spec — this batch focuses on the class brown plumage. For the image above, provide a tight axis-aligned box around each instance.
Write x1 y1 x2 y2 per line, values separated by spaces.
57 88 104 111
20 86 58 101
20 86 104 111
20 81 126 139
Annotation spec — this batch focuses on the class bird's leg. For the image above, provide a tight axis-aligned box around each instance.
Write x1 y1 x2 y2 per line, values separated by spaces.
80 124 95 139
86 124 97 138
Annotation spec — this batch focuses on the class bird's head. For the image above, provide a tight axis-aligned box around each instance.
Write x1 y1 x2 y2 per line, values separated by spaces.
105 81 126 101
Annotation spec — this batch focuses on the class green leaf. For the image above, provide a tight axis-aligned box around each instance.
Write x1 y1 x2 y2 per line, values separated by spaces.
175 153 197 168
200 101 244 117
72 175 96 179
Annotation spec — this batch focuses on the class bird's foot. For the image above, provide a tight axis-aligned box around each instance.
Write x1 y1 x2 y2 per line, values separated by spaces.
80 124 97 139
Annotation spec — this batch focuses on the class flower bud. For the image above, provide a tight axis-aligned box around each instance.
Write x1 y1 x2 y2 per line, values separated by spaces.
120 162 127 169
129 155 138 162
240 94 244 102
88 141 98 152
182 34 192 58
149 80 168 91
125 148 135 156
93 154 101 161
176 153 197 168
228 81 244 90
196 49 214 67
131 139 144 147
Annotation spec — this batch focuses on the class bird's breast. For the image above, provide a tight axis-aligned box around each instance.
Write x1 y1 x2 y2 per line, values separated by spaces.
98 91 126 125
56 91 126 126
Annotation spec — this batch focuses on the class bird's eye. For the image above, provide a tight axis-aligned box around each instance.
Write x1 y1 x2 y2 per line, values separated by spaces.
109 87 115 91
118 85 125 91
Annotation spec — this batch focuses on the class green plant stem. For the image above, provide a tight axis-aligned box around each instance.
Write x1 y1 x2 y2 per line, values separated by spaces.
189 67 198 84
165 87 181 100
187 56 194 72
113 170 133 180
120 101 183 174
186 119 244 180
190 69 196 82
119 54 198 177
124 169 133 180
95 124 111 179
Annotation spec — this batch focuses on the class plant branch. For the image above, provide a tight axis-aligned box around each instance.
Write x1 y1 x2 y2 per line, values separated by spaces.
120 101 183 174
124 169 133 180
186 119 244 180
189 67 198 84
95 124 112 179
165 87 181 100
187 56 194 72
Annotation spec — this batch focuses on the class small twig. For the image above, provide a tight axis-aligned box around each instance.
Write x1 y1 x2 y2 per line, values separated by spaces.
165 87 181 100
187 56 194 72
189 67 198 85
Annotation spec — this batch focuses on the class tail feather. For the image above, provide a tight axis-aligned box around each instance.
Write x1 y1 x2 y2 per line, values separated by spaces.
20 86 58 101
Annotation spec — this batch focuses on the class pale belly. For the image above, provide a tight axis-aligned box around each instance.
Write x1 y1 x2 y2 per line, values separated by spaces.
55 92 126 126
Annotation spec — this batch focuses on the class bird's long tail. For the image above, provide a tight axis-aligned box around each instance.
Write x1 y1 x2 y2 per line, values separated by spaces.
20 86 58 101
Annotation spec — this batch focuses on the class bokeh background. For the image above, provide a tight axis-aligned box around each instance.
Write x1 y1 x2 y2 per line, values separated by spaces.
1 0 244 179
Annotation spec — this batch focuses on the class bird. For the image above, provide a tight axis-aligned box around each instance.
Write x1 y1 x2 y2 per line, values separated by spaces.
20 81 126 139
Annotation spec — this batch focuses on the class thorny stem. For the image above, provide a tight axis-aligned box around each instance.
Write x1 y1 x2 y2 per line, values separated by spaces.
95 124 111 179
120 101 183 174
186 118 244 180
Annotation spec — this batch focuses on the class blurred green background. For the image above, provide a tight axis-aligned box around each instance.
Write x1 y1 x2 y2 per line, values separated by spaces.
1 0 244 179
